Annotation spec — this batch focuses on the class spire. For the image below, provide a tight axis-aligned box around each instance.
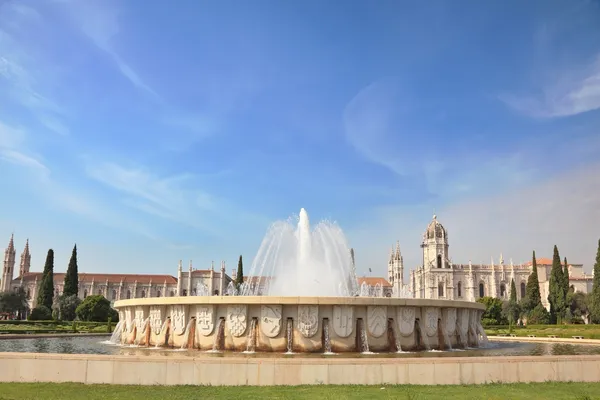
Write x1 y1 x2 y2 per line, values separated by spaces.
499 253 504 265
178 260 183 271
8 233 14 251
188 260 193 270
395 241 402 260
19 238 31 276
211 261 214 271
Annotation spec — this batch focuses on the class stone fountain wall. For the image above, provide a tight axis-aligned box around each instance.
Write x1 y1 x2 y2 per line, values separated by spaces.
114 297 486 352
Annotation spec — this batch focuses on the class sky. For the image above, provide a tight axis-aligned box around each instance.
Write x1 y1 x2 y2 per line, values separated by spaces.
1 0 600 281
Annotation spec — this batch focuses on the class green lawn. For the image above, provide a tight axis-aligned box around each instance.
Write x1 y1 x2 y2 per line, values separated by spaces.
485 324 600 339
0 382 598 400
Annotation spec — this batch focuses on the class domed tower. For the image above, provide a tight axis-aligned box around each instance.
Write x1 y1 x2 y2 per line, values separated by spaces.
421 215 450 270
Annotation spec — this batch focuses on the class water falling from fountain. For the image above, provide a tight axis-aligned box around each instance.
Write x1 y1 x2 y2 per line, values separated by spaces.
322 319 332 354
210 319 225 352
109 321 124 344
477 323 488 346
244 318 257 353
243 208 359 297
286 319 294 354
180 319 195 349
416 320 430 351
358 319 371 353
226 282 237 296
440 321 453 350
387 319 403 352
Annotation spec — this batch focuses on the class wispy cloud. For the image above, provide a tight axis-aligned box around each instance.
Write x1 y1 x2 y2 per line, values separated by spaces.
0 4 68 136
349 161 600 277
500 54 600 118
55 0 159 99
84 160 216 230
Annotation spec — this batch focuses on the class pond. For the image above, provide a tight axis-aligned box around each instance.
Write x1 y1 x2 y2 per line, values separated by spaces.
1 336 600 358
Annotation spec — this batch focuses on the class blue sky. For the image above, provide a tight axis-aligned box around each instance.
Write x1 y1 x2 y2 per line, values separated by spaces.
1 0 600 279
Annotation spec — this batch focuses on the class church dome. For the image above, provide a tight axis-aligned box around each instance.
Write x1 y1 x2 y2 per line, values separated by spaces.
425 215 446 240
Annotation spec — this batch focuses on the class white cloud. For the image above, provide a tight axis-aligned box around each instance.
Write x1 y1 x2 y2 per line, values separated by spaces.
349 162 600 278
84 160 216 230
501 55 600 118
55 0 160 99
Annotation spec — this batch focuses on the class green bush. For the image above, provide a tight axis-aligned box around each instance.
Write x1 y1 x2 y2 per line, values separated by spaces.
29 306 52 321
75 295 113 322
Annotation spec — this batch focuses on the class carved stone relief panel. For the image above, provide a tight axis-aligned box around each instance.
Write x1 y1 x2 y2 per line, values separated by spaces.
195 305 215 337
332 305 354 338
423 307 439 337
397 307 416 336
367 306 387 338
226 305 248 337
442 308 457 334
149 306 165 335
297 305 319 338
260 305 282 338
171 305 187 335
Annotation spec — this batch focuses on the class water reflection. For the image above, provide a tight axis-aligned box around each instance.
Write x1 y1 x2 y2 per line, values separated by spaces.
0 337 599 359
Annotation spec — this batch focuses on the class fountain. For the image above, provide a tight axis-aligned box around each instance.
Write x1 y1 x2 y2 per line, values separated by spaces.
113 208 486 353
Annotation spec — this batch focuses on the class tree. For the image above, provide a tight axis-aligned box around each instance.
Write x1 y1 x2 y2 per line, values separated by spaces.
563 257 570 298
37 249 55 310
58 294 81 321
75 295 114 322
548 245 566 324
505 278 520 324
63 244 79 297
0 288 28 317
522 251 542 313
29 305 52 321
476 296 508 325
235 255 244 291
590 239 600 323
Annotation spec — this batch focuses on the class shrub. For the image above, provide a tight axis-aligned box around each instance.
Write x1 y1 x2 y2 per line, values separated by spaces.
59 294 82 321
75 295 114 322
29 306 52 321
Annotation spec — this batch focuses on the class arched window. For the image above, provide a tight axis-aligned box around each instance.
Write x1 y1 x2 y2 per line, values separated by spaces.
436 254 442 269
170 291 175 297
97 289 102 295
479 283 484 298
111 290 117 300
182 289 187 296
157 290 161 298
83 289 88 298
141 290 146 298
438 282 444 297
214 290 219 296
457 282 462 297
26 289 31 299
126 290 131 299
500 284 506 298
520 282 526 298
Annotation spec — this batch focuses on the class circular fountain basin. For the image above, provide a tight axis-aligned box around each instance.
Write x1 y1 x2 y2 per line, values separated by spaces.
113 297 486 353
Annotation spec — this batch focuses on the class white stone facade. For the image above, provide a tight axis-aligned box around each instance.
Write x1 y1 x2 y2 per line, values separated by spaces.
408 215 593 310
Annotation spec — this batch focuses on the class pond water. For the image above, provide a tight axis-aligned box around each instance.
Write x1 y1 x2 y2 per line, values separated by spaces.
1 336 600 358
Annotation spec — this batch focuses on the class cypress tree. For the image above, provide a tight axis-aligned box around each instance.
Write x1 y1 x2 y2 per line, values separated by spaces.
548 245 566 324
507 278 520 324
562 257 570 297
63 244 79 297
510 278 517 303
590 239 600 323
523 250 542 313
235 255 244 290
37 249 55 309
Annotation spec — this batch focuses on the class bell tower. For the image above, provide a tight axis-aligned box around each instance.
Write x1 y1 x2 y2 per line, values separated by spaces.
421 215 449 270
388 241 404 294
19 239 31 277
1 234 16 292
